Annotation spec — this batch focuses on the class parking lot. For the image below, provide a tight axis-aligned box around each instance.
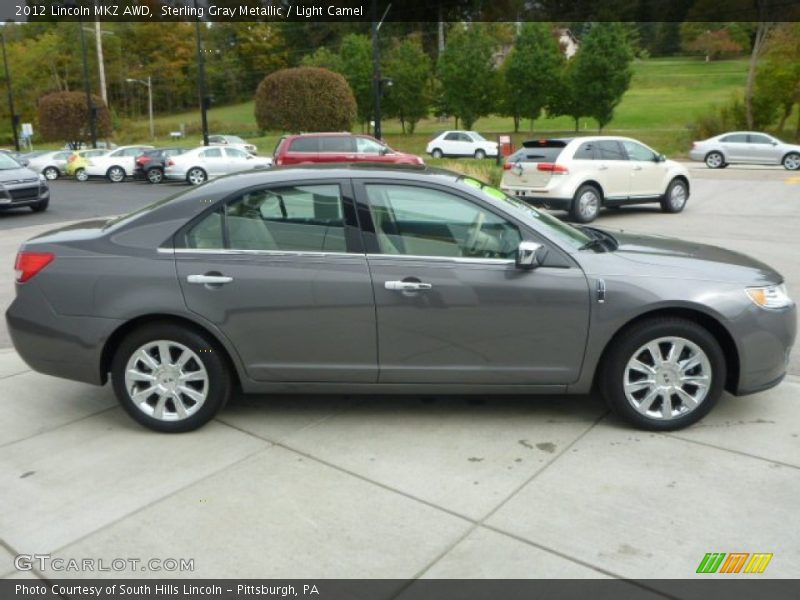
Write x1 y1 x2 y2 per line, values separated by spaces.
1 164 799 584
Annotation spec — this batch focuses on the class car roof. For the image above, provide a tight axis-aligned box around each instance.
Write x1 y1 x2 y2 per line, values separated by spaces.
285 132 361 138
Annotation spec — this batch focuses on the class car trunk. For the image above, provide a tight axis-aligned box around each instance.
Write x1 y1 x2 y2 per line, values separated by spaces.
504 140 569 189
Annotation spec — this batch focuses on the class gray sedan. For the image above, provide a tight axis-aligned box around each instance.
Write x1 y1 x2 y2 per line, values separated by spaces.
690 131 800 170
5 166 796 432
25 150 73 180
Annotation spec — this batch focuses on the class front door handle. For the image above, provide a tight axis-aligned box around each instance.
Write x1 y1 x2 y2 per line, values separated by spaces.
632 165 643 171
385 280 433 291
598 164 609 171
187 274 233 285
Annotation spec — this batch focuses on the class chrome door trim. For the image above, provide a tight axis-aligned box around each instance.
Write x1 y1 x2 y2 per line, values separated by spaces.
366 253 514 266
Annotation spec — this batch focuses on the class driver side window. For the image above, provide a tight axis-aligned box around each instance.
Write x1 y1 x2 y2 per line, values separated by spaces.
366 184 521 259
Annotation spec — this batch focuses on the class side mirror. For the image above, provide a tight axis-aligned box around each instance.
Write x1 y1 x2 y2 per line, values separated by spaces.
516 241 545 270
654 154 665 163
379 146 389 156
246 154 253 159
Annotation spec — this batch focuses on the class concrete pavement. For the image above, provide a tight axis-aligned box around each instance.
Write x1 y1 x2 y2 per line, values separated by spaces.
0 347 798 580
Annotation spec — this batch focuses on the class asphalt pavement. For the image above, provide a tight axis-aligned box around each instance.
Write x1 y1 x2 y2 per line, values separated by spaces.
0 165 798 582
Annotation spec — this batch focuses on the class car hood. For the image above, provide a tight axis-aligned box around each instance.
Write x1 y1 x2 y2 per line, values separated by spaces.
0 167 39 184
606 230 782 285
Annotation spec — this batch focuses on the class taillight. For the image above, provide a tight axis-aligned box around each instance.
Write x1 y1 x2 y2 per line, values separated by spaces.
691 142 697 149
67 155 76 162
166 159 175 167
14 251 54 283
275 157 283 166
537 163 568 174
502 162 514 170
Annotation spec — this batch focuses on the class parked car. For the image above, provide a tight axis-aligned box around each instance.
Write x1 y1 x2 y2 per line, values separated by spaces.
500 137 690 223
134 147 189 184
25 150 73 180
82 145 155 182
426 130 499 159
0 152 49 213
164 145 272 185
6 165 795 433
689 132 800 170
273 133 424 167
66 149 110 181
208 135 258 155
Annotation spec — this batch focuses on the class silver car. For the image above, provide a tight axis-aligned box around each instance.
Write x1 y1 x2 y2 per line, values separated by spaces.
0 153 50 213
690 131 800 170
26 150 73 180
5 166 796 433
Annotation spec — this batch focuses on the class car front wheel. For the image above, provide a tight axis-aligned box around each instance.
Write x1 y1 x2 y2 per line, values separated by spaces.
111 323 231 432
107 166 126 183
783 152 800 171
75 168 88 182
600 318 725 431
661 178 688 213
187 167 207 185
43 166 59 180
705 151 725 169
570 184 601 223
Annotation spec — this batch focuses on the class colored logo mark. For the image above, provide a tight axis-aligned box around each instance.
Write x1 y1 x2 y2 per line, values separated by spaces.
696 552 773 574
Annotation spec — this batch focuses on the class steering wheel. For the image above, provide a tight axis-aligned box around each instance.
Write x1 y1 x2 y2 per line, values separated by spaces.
465 211 486 255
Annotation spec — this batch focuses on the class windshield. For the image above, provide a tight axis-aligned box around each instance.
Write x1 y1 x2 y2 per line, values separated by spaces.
227 136 246 144
0 154 22 170
460 177 592 250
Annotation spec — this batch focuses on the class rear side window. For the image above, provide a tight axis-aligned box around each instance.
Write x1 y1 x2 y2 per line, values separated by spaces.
319 136 355 152
289 137 318 152
201 148 222 158
573 142 596 160
748 134 772 144
597 141 626 160
721 134 747 143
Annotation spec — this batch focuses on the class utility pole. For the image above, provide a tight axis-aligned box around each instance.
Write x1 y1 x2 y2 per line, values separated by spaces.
77 15 97 148
194 0 209 146
94 18 107 105
0 31 19 152
125 76 153 139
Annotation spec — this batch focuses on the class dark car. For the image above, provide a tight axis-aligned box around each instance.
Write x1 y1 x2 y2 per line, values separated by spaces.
0 152 50 213
134 147 189 184
5 166 796 433
273 133 424 167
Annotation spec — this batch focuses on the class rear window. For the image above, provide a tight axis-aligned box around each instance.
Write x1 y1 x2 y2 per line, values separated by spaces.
289 137 318 152
515 140 569 162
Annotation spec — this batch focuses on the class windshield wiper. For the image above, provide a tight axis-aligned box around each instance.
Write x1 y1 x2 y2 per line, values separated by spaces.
579 226 617 251
579 237 607 252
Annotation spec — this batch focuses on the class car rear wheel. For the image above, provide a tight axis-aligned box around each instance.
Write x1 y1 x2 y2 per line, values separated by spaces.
75 168 88 182
431 148 443 159
43 166 59 180
704 151 725 169
570 184 601 223
661 178 688 213
111 323 231 432
30 198 49 213
107 166 126 183
474 149 486 160
783 152 800 171
600 318 725 431
146 167 164 184
187 167 207 185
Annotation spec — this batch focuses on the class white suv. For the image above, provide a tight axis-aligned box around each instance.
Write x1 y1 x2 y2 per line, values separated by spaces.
426 131 499 159
500 137 690 223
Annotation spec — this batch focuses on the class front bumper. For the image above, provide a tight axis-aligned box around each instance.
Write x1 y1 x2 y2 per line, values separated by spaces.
734 302 796 395
0 184 49 210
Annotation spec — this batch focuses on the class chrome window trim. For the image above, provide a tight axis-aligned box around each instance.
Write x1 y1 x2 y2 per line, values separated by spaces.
164 247 359 259
367 253 513 265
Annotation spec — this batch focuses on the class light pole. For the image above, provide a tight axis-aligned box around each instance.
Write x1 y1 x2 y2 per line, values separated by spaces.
0 29 19 152
126 76 153 139
371 0 391 140
194 0 209 146
77 14 97 148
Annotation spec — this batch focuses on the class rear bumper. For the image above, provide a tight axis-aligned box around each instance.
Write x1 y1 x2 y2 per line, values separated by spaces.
501 189 572 211
688 149 706 162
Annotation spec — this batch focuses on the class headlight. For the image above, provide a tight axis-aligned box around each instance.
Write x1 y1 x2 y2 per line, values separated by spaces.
746 283 792 309
38 174 46 182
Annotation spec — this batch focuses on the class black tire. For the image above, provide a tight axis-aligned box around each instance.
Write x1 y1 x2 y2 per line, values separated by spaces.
704 151 725 169
431 148 443 159
30 198 49 213
43 166 59 180
107 166 126 183
111 322 232 433
660 178 689 214
570 184 601 223
146 167 164 184
474 149 486 160
782 152 800 171
599 317 726 431
186 167 207 185
75 168 88 182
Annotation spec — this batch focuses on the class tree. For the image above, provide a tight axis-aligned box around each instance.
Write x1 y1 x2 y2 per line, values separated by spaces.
382 36 432 134
338 34 373 130
552 22 634 131
437 24 497 129
301 47 344 73
254 67 357 132
37 92 111 148
754 23 800 134
501 23 564 131
680 23 747 60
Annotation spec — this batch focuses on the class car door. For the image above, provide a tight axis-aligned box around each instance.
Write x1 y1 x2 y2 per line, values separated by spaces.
441 132 467 156
223 147 254 173
595 140 631 200
174 179 377 383
318 135 356 163
747 133 781 164
621 140 663 197
197 147 226 176
354 180 590 384
719 133 749 162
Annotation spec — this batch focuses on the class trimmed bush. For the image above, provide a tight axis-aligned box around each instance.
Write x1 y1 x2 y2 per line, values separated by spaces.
254 67 356 132
37 91 112 148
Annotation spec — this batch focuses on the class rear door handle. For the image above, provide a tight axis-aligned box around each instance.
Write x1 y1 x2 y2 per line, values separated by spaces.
632 165 643 171
385 280 432 291
187 274 233 285
598 164 609 171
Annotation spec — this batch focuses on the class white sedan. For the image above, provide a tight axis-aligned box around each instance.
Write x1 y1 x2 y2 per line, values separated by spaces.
164 146 272 185
83 145 155 182
26 150 73 180
208 135 258 155
426 131 499 159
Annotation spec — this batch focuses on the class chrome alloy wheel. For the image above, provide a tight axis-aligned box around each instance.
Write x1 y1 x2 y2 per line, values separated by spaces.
705 152 723 168
623 336 711 421
669 182 687 210
784 153 800 171
578 189 599 220
124 340 208 421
